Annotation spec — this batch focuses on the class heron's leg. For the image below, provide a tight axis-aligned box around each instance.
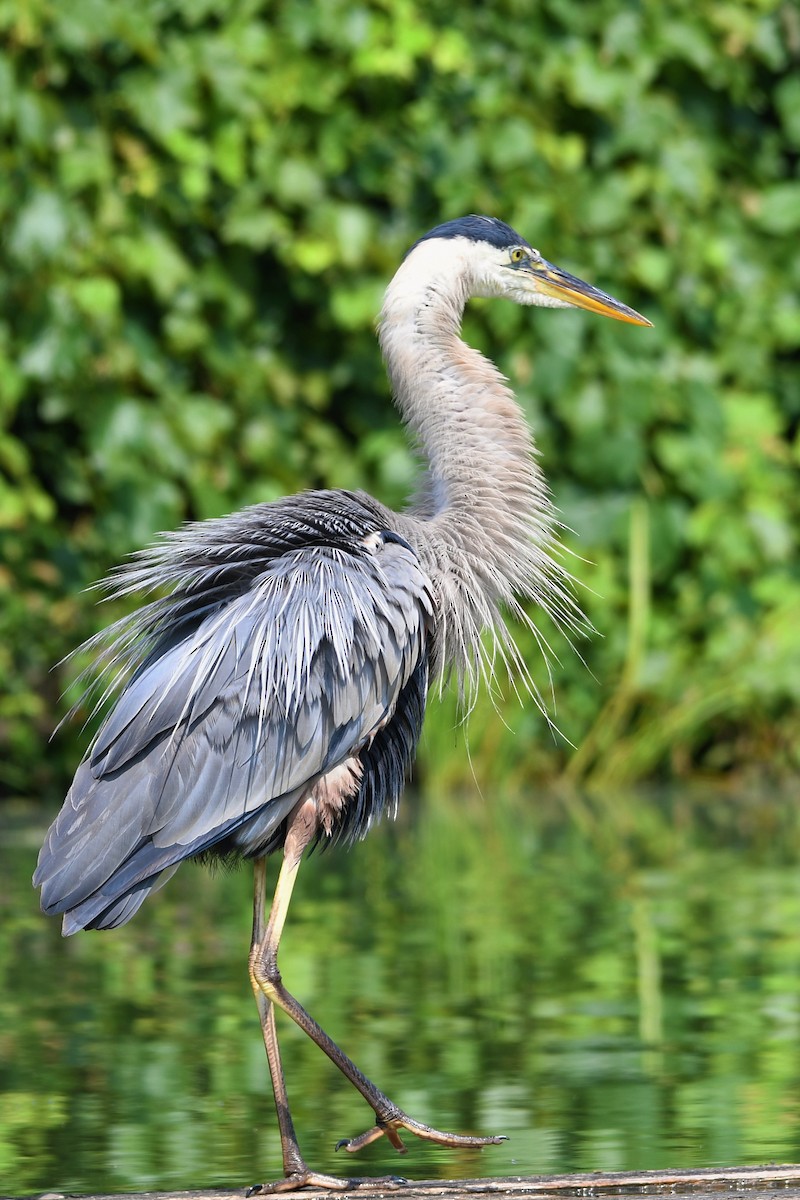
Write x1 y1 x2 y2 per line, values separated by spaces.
249 799 506 1175
249 844 407 1194
250 858 327 1187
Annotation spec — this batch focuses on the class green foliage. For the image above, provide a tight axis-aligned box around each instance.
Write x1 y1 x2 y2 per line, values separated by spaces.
1 0 798 798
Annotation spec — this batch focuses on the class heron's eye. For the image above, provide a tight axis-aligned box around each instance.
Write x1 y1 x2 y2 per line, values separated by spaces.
510 247 525 264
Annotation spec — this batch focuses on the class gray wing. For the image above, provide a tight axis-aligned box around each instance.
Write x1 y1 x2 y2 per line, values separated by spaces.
35 534 433 933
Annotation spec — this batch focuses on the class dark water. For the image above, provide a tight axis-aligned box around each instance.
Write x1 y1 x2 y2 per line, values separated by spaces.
3 787 800 1196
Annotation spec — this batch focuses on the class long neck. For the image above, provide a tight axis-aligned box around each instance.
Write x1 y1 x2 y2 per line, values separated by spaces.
378 259 577 690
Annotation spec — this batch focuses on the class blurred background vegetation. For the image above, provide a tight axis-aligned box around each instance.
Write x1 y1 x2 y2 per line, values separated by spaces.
1 0 799 804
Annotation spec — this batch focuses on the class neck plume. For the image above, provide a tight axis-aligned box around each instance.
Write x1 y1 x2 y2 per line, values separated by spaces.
378 243 584 701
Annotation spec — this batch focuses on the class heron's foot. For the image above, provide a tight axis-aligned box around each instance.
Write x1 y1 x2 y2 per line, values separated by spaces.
247 1170 408 1195
335 1110 508 1155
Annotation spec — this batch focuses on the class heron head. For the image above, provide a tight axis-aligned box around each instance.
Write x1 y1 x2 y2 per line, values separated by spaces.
408 215 652 327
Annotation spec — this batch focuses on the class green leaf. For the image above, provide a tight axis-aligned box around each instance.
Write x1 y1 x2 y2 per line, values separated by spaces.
70 276 121 320
753 183 800 234
9 192 69 263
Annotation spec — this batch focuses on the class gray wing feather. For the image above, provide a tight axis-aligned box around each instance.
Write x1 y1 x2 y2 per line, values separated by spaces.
35 536 433 930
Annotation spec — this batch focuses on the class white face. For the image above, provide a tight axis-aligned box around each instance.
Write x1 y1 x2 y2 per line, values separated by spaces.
397 236 565 309
468 240 572 308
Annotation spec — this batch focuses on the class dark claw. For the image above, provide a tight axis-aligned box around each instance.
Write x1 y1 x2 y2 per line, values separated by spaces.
334 1138 350 1152
245 1187 263 1197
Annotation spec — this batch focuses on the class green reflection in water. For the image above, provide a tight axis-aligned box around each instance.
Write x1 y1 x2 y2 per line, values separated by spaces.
3 787 800 1195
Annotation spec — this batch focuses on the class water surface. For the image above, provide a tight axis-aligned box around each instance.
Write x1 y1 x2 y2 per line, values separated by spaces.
2 787 800 1195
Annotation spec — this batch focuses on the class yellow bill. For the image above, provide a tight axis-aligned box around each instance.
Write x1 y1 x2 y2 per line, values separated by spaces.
533 259 653 326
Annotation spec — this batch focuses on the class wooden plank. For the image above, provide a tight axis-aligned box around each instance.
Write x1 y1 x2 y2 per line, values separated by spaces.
22 1164 800 1200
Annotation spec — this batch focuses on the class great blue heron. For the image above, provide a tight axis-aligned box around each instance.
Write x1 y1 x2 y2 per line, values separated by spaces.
34 216 650 1192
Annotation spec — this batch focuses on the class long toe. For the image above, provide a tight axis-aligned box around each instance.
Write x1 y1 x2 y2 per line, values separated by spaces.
336 1112 507 1155
247 1171 408 1194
